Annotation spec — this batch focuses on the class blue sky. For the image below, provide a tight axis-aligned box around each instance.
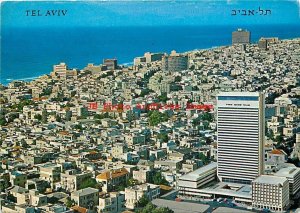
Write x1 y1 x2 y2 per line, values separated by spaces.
1 0 300 28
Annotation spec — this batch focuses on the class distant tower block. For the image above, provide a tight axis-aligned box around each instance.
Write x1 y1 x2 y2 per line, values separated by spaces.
232 28 251 45
103 59 118 70
258 38 268 50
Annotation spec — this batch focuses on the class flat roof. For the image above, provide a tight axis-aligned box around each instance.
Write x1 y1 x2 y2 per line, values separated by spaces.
72 187 98 197
179 162 217 181
217 92 260 97
199 182 252 199
275 167 300 178
152 199 210 213
253 175 287 185
213 207 253 213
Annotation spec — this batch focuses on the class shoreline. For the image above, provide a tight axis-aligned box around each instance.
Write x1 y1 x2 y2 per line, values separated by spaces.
2 36 300 86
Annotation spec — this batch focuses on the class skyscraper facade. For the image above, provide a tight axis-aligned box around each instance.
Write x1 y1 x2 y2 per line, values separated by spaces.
162 50 188 72
217 92 265 185
232 29 250 45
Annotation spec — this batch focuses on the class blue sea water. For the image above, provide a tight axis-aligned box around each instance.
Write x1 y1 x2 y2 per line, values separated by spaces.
1 24 300 85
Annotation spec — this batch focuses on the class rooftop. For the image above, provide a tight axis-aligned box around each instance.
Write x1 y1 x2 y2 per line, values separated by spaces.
72 187 98 197
152 198 210 213
96 168 129 180
253 175 288 185
179 162 217 181
275 167 300 178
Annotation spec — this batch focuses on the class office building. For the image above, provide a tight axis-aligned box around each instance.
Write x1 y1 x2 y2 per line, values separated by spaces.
134 52 165 66
162 50 188 72
217 92 265 184
274 167 300 198
144 52 165 63
252 175 289 211
178 162 217 197
103 59 118 70
258 38 268 50
232 29 250 45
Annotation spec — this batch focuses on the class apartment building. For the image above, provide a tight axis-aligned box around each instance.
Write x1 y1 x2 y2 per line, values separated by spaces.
252 175 289 212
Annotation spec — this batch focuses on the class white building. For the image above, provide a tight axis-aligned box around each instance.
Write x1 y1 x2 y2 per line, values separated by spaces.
178 162 217 197
98 192 125 213
274 167 300 198
125 183 160 209
252 175 289 212
217 92 265 184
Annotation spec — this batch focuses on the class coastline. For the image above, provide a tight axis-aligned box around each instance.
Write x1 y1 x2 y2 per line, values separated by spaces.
2 36 300 86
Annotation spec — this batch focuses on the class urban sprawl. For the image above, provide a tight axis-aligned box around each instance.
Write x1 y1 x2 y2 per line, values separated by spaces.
0 29 300 213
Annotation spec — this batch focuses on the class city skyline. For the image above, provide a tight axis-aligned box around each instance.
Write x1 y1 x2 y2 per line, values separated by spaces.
1 1 300 212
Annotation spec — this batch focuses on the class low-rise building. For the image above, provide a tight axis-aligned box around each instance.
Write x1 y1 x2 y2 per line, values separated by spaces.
252 175 290 212
61 170 93 192
125 183 160 209
98 192 125 213
71 187 99 210
274 167 300 198
96 168 129 192
178 162 217 197
39 163 61 188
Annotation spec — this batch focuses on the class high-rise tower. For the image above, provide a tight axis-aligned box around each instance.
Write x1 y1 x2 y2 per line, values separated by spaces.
217 92 265 184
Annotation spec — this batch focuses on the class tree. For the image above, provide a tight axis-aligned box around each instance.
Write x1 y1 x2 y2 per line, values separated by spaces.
78 178 98 190
148 111 170 126
65 110 72 121
136 203 174 213
65 197 75 208
202 112 213 122
0 118 7 126
192 117 201 126
158 93 168 103
198 153 209 165
136 195 150 208
174 76 182 82
41 87 52 96
274 135 284 143
152 171 169 186
157 133 168 142
21 139 29 148
42 110 48 123
127 178 139 186
56 115 62 122
34 114 42 121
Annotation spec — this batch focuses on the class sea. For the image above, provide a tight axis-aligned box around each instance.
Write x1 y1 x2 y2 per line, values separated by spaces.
1 24 300 85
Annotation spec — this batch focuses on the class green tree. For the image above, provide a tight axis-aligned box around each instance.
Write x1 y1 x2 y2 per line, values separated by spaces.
41 87 52 96
21 139 29 148
0 117 7 126
174 76 182 82
34 114 42 121
158 93 168 103
78 178 98 190
152 171 169 186
42 110 48 123
275 135 284 143
148 111 169 126
56 115 62 122
157 133 168 142
198 153 209 165
136 195 150 208
127 178 139 186
202 112 213 122
136 203 174 213
65 197 75 208
65 110 72 121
